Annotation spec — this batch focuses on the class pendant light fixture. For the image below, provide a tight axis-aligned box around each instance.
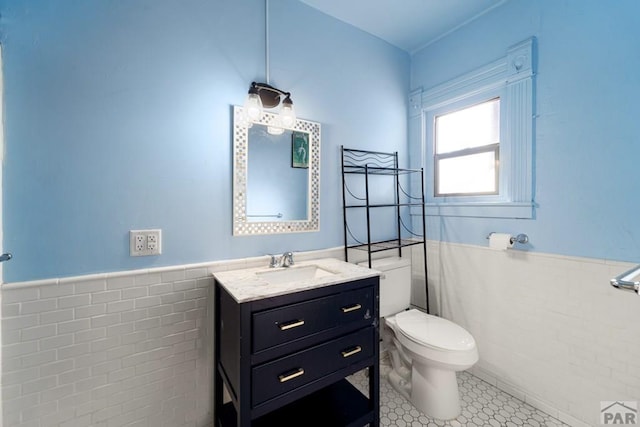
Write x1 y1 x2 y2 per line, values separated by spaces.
243 0 296 132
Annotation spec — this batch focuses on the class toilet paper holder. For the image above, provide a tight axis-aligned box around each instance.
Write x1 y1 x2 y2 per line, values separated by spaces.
486 232 529 245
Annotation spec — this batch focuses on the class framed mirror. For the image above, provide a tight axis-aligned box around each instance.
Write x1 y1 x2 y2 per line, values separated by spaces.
232 106 321 235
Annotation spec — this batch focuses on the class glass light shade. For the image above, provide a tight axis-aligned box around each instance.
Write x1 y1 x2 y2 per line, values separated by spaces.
267 113 284 135
267 126 285 135
244 92 263 122
280 98 296 128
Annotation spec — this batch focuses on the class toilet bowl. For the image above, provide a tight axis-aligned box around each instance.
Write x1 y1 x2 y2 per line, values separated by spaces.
384 309 478 420
361 256 479 420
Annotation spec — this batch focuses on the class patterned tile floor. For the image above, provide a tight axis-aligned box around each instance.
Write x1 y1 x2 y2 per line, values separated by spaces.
347 359 569 427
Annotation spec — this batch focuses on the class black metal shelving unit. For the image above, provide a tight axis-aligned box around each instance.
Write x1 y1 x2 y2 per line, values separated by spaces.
341 146 429 312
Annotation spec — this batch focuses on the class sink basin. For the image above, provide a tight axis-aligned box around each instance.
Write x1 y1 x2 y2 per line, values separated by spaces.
256 265 336 284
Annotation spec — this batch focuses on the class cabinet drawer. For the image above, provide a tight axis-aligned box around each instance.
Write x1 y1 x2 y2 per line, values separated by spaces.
252 286 374 352
251 327 374 406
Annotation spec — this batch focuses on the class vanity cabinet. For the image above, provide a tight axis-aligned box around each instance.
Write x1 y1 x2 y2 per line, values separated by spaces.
214 275 380 427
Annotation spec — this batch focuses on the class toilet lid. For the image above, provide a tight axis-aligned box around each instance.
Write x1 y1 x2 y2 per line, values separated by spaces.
395 309 476 351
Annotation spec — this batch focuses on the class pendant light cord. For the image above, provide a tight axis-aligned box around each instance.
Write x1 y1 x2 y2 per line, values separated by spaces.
265 0 270 85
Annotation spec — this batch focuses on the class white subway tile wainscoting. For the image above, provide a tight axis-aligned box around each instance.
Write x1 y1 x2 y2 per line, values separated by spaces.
414 242 640 427
1 245 638 426
2 266 216 427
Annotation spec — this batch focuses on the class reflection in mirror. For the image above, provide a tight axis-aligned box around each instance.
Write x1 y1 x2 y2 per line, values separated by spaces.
233 106 321 235
247 127 309 222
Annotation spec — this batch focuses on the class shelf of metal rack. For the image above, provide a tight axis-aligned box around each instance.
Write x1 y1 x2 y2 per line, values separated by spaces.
346 238 425 253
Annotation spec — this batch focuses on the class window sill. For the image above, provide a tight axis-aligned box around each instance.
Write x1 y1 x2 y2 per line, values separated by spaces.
423 201 534 219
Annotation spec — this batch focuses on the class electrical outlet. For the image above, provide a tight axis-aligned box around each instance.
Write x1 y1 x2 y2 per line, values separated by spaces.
135 235 145 252
130 229 162 256
146 230 160 252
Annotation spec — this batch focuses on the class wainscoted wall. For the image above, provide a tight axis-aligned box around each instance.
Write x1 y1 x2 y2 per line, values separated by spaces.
2 268 213 427
0 248 342 427
3 243 638 427
417 241 640 427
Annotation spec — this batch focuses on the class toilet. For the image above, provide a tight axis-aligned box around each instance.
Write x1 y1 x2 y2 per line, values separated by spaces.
366 256 479 420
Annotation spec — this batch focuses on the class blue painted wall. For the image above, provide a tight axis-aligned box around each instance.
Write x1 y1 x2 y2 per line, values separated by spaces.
0 0 410 282
411 0 640 263
7 0 636 282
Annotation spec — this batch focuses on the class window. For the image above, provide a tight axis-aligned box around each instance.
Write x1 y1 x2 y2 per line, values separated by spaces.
434 98 500 196
410 38 535 219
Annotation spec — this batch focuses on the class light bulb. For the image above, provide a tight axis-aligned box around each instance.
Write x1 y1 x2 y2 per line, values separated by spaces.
280 96 296 128
243 89 263 122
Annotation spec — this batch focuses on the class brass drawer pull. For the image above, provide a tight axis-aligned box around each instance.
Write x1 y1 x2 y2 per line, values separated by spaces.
278 368 305 383
279 319 305 331
341 303 362 313
341 346 362 358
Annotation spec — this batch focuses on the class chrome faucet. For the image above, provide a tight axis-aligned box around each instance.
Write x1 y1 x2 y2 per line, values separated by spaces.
269 252 295 268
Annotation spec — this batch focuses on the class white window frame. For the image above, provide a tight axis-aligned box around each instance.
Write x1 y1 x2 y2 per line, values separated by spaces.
412 38 535 219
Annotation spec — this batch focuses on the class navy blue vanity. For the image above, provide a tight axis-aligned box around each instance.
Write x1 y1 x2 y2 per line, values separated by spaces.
214 259 380 427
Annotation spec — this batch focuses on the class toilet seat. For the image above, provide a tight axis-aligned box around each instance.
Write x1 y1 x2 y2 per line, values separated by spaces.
395 309 476 352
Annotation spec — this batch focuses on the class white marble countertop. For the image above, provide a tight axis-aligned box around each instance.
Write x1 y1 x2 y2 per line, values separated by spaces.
213 258 380 303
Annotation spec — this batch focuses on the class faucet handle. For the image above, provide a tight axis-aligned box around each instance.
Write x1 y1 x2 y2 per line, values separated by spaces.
268 254 279 268
284 252 294 266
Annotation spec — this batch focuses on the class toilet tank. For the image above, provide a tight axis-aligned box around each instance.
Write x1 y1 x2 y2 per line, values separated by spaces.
359 257 411 318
